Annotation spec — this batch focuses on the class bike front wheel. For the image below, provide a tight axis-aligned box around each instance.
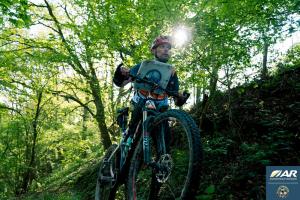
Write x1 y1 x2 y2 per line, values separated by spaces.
127 109 203 200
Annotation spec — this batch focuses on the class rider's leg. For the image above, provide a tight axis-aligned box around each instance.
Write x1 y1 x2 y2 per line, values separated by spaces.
127 98 145 138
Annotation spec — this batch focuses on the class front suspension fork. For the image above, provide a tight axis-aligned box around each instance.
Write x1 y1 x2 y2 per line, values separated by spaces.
143 109 151 164
142 111 166 165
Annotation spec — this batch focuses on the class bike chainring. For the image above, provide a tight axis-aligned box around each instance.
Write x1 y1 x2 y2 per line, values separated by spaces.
155 154 173 183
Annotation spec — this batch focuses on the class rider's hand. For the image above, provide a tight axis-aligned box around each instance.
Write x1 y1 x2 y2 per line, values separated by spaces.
113 63 131 87
120 66 130 76
175 90 190 107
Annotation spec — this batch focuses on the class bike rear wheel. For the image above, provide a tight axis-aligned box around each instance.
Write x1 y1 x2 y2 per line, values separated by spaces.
95 144 127 200
127 109 203 200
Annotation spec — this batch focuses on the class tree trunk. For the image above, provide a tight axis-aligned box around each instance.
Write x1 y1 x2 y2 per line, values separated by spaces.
18 91 43 195
199 42 219 130
82 97 89 140
196 86 201 104
199 71 218 131
209 65 219 103
88 71 112 150
225 67 233 126
262 41 269 80
199 93 209 129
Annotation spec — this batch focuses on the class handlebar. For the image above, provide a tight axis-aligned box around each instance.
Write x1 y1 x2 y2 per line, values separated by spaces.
129 73 181 98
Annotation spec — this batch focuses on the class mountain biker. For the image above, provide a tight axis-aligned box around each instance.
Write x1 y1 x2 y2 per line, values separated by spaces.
113 35 189 140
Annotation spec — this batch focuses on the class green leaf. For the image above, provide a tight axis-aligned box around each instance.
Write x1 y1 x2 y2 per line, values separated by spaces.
196 194 214 200
205 184 215 194
260 159 271 165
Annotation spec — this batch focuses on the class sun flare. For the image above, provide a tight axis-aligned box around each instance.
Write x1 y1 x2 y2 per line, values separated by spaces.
172 26 191 47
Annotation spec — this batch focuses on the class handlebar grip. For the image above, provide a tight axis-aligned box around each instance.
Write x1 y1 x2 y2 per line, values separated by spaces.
183 91 190 99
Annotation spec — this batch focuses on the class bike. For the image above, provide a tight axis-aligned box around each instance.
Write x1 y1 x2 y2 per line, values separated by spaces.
95 74 203 200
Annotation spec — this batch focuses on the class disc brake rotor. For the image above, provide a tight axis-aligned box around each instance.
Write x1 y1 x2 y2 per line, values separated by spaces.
156 154 173 183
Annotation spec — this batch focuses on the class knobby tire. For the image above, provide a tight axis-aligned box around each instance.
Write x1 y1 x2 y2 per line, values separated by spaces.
127 109 203 200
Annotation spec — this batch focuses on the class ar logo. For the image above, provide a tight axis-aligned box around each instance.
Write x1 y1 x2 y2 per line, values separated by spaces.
270 170 297 178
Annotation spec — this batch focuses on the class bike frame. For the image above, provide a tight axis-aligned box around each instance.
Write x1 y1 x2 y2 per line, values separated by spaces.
142 99 167 165
118 98 166 170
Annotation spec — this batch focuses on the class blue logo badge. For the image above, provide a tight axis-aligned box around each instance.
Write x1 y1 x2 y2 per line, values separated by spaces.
266 166 300 200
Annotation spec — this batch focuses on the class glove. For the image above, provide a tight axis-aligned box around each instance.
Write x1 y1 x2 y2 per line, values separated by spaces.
113 63 129 87
175 90 190 107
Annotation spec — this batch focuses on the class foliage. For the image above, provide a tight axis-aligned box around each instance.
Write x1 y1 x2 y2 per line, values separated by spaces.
283 43 300 67
194 66 300 199
0 0 31 27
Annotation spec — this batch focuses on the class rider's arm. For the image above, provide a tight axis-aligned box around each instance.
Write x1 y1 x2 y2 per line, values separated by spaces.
168 71 190 107
174 91 190 107
113 63 129 87
113 63 140 87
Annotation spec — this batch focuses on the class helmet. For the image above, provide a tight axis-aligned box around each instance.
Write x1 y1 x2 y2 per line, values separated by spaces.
150 35 172 50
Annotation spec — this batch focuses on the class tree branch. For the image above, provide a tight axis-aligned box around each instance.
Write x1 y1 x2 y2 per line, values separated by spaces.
36 21 60 33
51 90 95 117
44 0 88 78
28 2 47 8
0 104 23 116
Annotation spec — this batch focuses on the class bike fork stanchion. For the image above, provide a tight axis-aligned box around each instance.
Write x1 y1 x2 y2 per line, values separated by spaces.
143 107 151 165
157 124 166 155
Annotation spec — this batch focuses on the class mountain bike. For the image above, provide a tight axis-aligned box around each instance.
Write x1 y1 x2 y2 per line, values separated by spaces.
95 74 203 200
